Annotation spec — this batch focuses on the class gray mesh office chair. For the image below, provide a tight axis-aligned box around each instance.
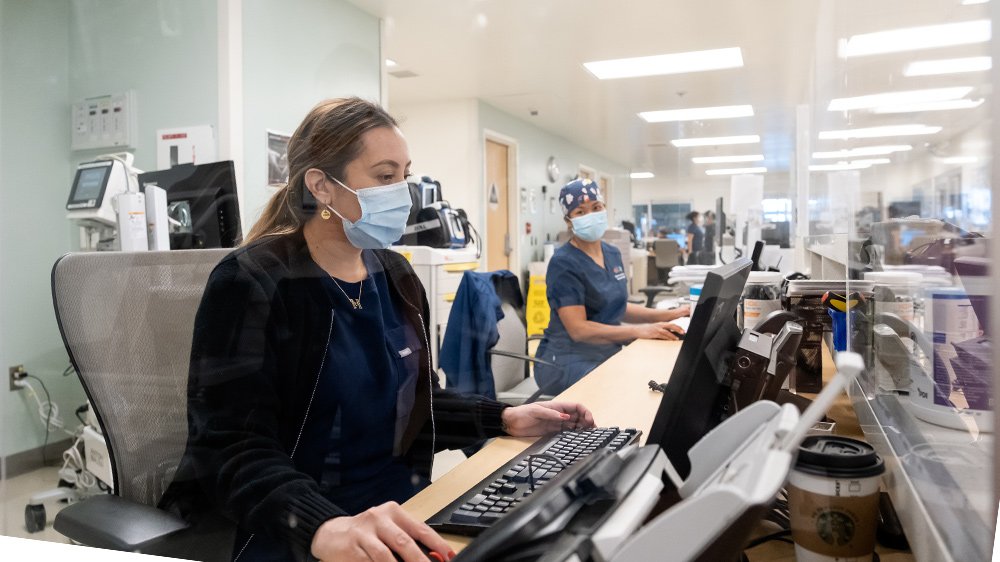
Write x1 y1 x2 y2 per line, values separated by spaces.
638 239 681 307
50 249 233 559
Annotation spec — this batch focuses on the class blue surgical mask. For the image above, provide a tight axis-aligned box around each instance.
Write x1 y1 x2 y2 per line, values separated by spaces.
326 175 412 249
570 210 608 242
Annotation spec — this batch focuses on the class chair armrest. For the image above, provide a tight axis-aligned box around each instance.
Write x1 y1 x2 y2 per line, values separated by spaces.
487 349 562 371
53 494 188 552
638 285 673 307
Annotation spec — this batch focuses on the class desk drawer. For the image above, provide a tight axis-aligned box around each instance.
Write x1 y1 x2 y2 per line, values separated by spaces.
435 262 478 291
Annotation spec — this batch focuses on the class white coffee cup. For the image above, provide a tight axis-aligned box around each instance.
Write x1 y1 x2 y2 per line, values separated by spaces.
788 436 885 562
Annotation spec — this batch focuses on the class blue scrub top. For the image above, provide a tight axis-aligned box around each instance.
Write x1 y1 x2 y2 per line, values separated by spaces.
686 222 705 253
534 241 628 393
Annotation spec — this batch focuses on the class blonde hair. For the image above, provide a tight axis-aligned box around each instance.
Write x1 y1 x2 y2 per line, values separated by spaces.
243 97 399 245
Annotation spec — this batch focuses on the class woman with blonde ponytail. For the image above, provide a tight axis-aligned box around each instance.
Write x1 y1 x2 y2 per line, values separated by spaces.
162 98 595 562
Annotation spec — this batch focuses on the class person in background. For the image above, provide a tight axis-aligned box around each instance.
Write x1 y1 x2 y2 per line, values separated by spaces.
684 211 704 265
533 179 689 395
162 98 595 562
701 210 717 265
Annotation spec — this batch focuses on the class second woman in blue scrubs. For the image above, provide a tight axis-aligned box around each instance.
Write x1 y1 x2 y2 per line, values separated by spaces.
534 179 689 394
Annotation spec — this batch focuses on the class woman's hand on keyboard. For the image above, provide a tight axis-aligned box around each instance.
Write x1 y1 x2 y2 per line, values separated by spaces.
501 401 596 437
310 501 454 562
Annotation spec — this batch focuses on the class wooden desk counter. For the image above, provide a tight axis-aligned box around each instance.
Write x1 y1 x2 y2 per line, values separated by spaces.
404 339 914 560
402 339 681 551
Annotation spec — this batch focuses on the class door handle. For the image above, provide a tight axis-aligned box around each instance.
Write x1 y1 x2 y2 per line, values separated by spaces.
504 233 512 256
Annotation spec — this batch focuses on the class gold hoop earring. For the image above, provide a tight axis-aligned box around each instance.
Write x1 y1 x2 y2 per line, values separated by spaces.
320 209 332 220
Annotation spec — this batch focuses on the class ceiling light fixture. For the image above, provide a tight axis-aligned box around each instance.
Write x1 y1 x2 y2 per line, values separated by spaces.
849 158 892 166
705 167 767 176
584 47 744 80
812 145 913 159
818 125 941 140
962 0 988 5
691 154 765 164
671 135 761 147
827 87 973 111
630 172 655 179
871 98 984 114
904 56 991 76
841 20 990 57
809 162 871 172
385 59 398 68
640 105 754 123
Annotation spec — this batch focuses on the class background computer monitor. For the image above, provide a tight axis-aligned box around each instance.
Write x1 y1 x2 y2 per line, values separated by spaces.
761 221 790 249
646 257 752 479
138 161 242 249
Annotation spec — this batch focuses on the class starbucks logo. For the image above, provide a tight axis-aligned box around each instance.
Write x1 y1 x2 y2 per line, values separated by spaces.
815 510 855 546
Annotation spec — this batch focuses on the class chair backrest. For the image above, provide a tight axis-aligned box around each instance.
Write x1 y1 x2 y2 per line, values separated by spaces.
491 300 529 392
51 249 229 507
653 239 681 269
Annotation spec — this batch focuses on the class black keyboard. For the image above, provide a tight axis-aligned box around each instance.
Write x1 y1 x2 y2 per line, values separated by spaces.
427 427 640 536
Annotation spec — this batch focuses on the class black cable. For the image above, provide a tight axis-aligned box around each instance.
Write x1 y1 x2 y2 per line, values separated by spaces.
25 374 53 465
744 529 792 549
62 364 75 377
75 403 89 425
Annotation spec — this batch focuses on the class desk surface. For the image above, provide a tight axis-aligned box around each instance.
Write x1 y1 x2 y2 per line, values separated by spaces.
404 339 915 560
403 338 679 551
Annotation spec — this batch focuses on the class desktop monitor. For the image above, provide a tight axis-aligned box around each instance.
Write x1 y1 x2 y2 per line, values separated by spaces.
646 257 752 479
138 161 242 249
761 221 790 249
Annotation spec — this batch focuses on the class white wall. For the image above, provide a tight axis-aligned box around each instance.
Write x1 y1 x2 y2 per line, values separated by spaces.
0 0 77 457
241 0 382 228
393 99 481 216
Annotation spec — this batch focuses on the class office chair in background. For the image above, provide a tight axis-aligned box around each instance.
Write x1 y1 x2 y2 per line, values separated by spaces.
441 270 557 406
50 249 233 560
638 238 682 307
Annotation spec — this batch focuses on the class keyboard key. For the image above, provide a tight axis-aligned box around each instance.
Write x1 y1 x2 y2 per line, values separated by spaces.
451 509 481 523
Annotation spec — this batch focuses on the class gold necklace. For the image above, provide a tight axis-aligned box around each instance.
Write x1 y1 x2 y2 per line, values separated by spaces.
331 276 365 310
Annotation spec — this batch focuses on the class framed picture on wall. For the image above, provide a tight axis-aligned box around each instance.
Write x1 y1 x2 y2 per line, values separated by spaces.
267 130 291 187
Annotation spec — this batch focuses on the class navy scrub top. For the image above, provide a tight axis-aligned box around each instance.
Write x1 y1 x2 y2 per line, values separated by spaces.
534 241 628 393
301 250 422 514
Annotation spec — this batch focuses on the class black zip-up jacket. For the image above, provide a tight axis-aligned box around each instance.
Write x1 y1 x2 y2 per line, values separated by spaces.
162 229 508 559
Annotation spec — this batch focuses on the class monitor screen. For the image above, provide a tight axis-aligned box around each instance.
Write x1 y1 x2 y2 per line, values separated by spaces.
67 162 113 209
666 232 687 249
138 161 242 249
646 257 752 479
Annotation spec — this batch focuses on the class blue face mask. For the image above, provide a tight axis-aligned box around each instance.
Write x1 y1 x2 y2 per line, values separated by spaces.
326 175 412 249
570 210 608 242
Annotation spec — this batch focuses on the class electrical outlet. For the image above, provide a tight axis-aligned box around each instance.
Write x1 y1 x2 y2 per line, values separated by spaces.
9 364 25 391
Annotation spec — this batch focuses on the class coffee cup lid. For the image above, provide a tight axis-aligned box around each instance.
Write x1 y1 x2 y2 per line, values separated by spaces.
795 436 885 478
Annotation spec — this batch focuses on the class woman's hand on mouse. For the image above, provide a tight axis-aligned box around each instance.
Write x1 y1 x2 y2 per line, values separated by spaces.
311 502 455 562
636 322 684 341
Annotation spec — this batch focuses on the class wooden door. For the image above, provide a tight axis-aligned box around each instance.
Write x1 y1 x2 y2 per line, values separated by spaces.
485 139 510 271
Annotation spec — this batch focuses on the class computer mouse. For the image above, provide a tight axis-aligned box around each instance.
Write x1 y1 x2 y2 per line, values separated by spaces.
392 543 447 562
674 332 685 341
